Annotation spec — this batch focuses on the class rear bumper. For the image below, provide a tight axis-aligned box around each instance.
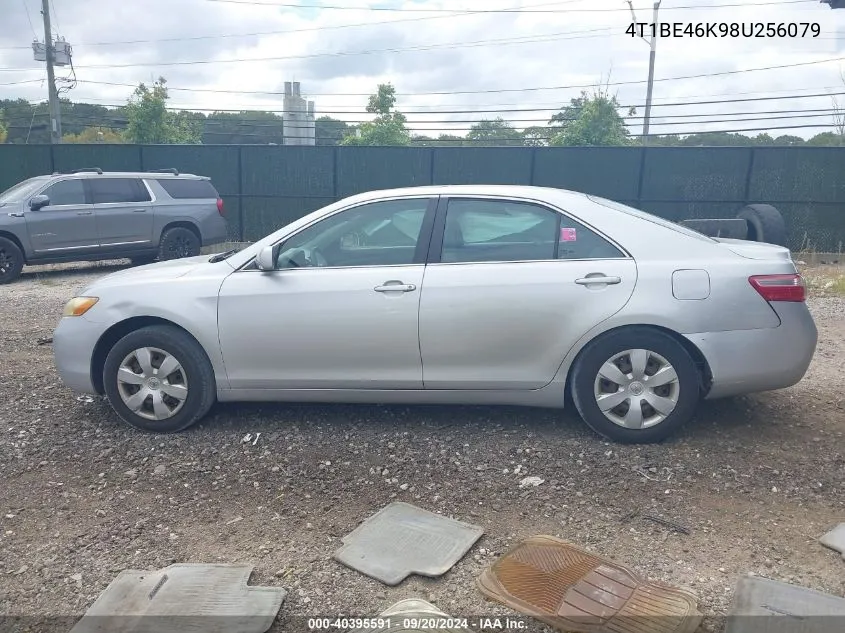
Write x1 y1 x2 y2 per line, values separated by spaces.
685 302 818 399
52 315 107 394
202 215 229 246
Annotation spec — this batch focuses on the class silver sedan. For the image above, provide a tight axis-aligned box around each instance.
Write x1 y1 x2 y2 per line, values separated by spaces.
52 186 818 443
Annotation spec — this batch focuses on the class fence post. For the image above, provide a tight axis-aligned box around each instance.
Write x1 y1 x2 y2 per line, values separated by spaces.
636 146 647 209
742 147 756 206
332 146 339 200
49 144 55 174
237 146 244 242
529 147 537 185
429 148 436 185
138 145 144 172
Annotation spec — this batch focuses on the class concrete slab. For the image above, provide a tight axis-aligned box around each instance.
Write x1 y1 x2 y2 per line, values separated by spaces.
70 563 286 633
333 502 483 586
726 576 845 633
819 523 845 560
348 598 476 632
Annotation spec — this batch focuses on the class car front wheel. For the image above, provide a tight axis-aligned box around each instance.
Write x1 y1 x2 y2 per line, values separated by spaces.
102 325 216 432
0 237 24 284
570 327 701 444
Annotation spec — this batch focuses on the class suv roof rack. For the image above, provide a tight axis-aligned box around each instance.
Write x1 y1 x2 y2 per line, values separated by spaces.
65 167 104 175
146 168 180 175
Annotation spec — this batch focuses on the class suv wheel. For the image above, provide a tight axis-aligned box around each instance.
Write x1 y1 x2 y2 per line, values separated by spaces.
0 237 24 284
570 327 701 444
102 325 216 432
159 227 201 261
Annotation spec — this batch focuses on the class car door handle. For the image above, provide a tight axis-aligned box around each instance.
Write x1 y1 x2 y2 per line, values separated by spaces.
575 276 622 286
374 282 417 293
132 208 147 213
76 211 93 216
7 212 24 218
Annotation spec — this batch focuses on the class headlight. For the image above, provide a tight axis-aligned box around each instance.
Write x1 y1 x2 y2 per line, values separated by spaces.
63 297 99 317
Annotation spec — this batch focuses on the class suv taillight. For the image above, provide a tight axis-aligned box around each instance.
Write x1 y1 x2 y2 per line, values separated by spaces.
216 198 225 216
749 274 806 303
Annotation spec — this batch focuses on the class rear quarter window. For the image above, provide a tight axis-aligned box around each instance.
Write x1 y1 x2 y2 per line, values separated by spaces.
156 178 219 199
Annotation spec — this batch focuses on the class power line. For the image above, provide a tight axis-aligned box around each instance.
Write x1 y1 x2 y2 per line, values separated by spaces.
19 55 839 94
0 28 613 72
49 0 61 34
20 0 39 38
201 0 817 12
0 0 573 50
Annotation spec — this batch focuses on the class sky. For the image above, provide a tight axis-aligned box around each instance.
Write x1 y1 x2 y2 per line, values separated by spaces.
1 0 845 139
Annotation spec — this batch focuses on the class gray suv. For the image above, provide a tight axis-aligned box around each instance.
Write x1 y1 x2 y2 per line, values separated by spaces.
0 168 229 284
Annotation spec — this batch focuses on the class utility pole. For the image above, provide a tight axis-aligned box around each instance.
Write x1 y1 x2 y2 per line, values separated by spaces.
40 0 62 143
628 1 662 145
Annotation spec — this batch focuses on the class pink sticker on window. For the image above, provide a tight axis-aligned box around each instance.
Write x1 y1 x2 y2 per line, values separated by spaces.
561 227 577 242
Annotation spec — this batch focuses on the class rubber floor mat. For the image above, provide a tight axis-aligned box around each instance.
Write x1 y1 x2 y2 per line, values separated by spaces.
334 502 484 586
725 576 845 633
477 535 701 633
346 598 476 632
69 563 286 633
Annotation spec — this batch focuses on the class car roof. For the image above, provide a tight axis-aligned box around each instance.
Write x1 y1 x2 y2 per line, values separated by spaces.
340 184 591 206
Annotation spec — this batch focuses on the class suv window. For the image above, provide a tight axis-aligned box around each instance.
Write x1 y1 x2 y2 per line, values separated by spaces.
41 179 86 206
90 178 150 204
275 199 430 269
156 178 218 199
442 198 624 263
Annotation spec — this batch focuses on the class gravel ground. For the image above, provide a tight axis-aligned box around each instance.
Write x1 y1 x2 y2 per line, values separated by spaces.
0 260 843 632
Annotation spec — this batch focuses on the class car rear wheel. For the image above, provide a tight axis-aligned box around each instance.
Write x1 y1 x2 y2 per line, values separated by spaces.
102 325 216 433
0 237 24 285
570 327 701 444
159 227 201 261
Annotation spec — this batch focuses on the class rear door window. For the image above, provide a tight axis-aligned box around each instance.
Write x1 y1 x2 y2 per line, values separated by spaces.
90 178 151 204
156 178 219 199
440 198 625 263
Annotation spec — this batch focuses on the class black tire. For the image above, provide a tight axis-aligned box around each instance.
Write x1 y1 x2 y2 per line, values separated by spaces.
0 236 24 285
570 327 701 444
158 227 201 261
130 255 157 266
737 204 787 247
102 325 216 433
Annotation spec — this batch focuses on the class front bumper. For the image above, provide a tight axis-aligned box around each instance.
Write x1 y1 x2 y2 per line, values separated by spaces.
686 302 818 399
52 315 108 394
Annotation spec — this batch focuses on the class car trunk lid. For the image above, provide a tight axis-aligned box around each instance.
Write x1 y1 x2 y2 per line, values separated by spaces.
713 238 793 262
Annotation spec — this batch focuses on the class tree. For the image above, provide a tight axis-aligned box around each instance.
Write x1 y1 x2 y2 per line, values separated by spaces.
341 83 410 146
773 135 805 146
63 126 124 143
124 77 201 144
466 118 523 146
0 109 7 143
522 126 551 147
807 131 845 146
202 111 282 145
315 116 350 146
436 134 465 146
549 89 632 146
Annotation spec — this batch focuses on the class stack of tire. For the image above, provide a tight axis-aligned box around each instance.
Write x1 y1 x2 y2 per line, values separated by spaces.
680 204 788 247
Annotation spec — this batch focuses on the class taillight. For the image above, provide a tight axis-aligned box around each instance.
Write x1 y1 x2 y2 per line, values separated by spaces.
749 274 806 302
216 198 225 216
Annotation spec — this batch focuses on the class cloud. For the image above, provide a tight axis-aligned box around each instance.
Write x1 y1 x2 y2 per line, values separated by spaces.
1 0 845 137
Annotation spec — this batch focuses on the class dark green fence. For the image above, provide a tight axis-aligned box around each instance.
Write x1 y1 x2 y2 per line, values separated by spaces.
1 144 843 250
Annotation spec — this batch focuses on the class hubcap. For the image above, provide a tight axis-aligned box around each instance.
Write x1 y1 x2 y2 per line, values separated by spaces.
116 347 188 421
0 248 13 274
593 348 680 430
170 236 193 258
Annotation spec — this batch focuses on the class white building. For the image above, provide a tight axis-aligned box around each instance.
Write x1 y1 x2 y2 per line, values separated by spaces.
282 81 316 146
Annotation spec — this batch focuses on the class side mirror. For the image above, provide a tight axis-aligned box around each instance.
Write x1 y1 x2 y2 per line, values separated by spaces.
29 195 50 211
255 245 276 271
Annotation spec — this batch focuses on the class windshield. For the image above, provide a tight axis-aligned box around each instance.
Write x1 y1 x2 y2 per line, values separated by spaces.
588 195 716 243
0 177 49 204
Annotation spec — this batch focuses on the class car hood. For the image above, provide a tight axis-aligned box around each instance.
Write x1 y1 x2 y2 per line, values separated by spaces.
81 255 231 291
